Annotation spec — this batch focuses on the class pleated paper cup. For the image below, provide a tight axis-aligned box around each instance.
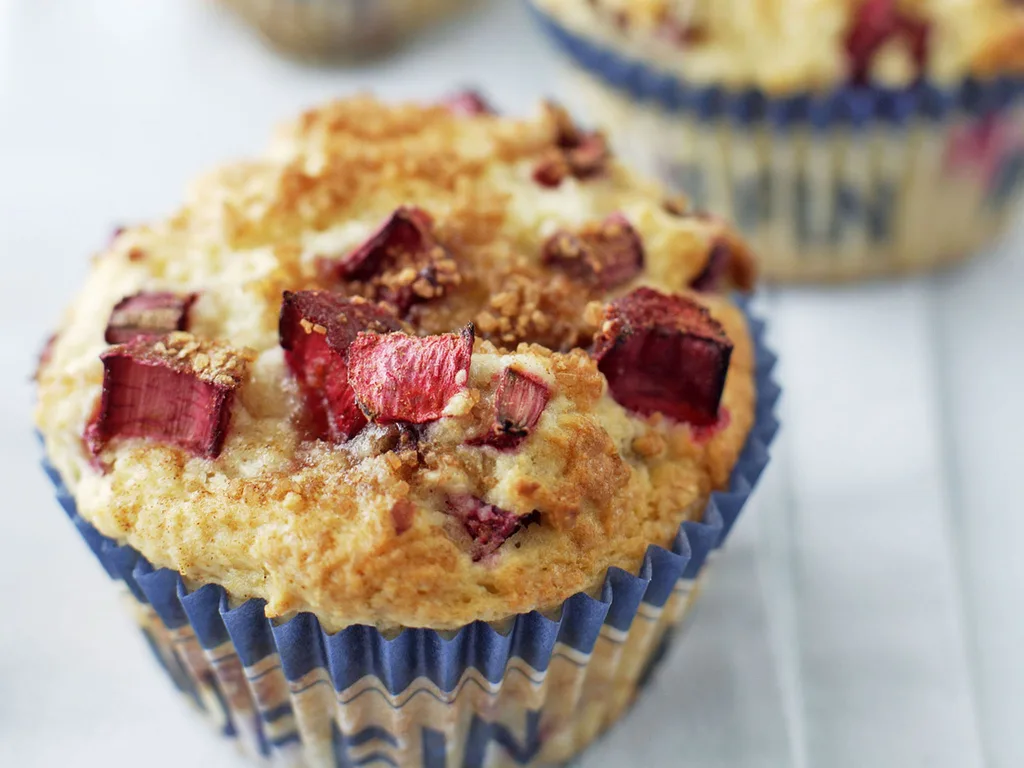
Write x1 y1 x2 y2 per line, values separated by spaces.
39 310 779 768
219 0 471 60
528 3 1024 283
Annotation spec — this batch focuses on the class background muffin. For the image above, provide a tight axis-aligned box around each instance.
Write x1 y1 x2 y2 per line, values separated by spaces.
528 0 1024 281
219 0 472 59
36 96 778 766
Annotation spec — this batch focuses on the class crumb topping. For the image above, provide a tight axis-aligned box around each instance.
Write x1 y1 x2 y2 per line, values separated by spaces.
144 332 253 388
35 96 758 632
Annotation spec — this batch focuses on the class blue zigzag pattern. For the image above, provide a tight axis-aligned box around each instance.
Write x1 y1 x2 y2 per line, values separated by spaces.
36 306 779 766
526 2 1024 128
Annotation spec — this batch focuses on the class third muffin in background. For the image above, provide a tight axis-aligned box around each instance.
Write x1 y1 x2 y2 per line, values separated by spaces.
220 0 471 59
529 0 1024 282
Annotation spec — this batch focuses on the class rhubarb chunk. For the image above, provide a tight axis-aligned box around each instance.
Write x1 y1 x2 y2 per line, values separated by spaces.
337 207 435 280
548 101 583 148
591 288 732 427
662 205 757 292
492 367 550 440
446 494 536 561
543 213 644 289
330 207 460 314
846 0 930 84
658 15 708 46
689 241 731 293
348 325 474 425
442 90 495 116
391 499 416 535
105 292 198 344
532 155 571 188
533 135 610 188
533 103 610 188
470 366 551 450
279 291 403 443
565 133 610 179
85 333 249 459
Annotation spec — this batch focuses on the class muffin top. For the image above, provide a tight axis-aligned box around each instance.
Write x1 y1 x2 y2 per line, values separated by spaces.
35 95 758 632
534 0 1024 93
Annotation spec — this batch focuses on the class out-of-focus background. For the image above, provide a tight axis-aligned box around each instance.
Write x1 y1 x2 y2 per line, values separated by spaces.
0 1 1021 766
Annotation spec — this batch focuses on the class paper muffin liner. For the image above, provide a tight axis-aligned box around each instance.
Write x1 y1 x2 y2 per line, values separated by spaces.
38 307 779 767
219 0 470 59
528 4 1024 282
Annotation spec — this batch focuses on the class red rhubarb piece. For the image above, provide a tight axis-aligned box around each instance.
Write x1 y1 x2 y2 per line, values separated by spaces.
279 291 403 443
105 292 198 345
492 367 550 441
442 90 495 116
543 213 644 288
690 407 732 445
348 325 474 425
337 207 435 280
470 366 551 450
85 334 249 459
565 133 610 180
533 134 610 187
533 103 610 187
532 154 571 188
591 288 732 427
330 207 458 314
445 494 536 561
391 499 416 535
689 241 731 293
846 0 930 84
658 15 708 46
547 101 583 149
663 205 757 292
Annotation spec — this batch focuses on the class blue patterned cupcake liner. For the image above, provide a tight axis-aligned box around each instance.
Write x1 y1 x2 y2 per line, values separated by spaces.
528 3 1024 281
38 307 779 767
220 0 470 59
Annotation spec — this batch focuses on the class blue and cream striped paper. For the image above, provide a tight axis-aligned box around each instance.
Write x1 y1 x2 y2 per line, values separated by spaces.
39 308 779 767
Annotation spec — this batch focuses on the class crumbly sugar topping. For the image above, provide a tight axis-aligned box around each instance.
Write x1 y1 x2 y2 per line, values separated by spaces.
144 332 253 388
35 97 758 631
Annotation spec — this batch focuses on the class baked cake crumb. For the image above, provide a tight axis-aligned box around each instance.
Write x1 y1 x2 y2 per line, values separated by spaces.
35 96 758 632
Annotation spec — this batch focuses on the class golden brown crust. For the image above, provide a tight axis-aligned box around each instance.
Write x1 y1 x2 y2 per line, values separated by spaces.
35 97 757 632
971 22 1024 77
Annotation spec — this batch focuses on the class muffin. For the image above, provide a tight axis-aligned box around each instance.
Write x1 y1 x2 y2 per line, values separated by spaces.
219 0 471 59
528 0 1024 282
35 96 779 766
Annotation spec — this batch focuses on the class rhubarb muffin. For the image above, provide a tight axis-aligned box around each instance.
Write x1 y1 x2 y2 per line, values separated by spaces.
219 0 470 59
528 0 1024 281
35 95 777 767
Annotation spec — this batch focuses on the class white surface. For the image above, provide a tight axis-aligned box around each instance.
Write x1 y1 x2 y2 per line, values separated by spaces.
0 1 1022 766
